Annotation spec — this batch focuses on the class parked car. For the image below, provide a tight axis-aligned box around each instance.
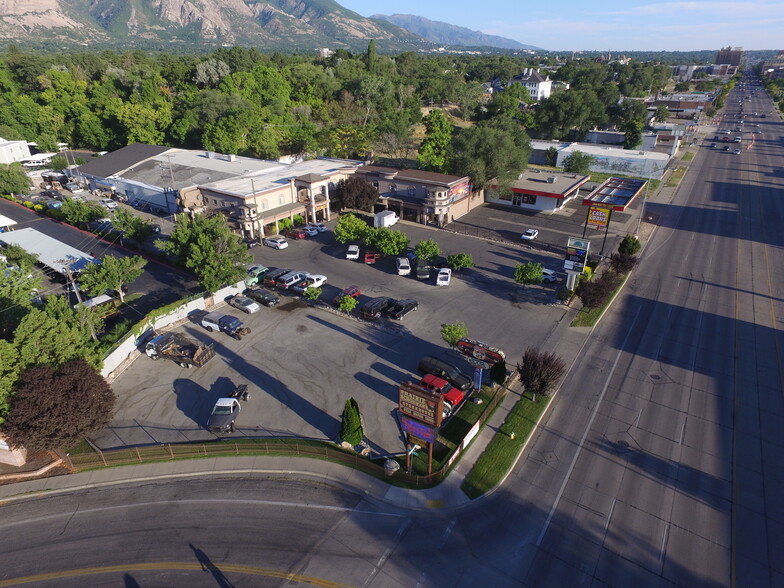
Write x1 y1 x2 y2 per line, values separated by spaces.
243 287 280 307
308 222 327 232
396 257 411 276
263 236 288 249
415 258 430 280
541 269 558 284
276 270 307 290
285 228 308 240
245 264 270 286
346 244 360 260
99 198 117 211
333 285 361 306
207 397 241 433
364 250 380 264
385 298 418 320
420 374 465 411
360 297 393 320
436 268 452 286
242 237 260 248
228 295 260 314
521 228 539 241
262 268 291 288
291 273 327 294
300 226 319 237
417 355 472 391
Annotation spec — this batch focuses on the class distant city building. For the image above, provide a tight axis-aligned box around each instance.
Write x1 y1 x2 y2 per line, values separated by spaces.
760 50 784 80
715 46 743 66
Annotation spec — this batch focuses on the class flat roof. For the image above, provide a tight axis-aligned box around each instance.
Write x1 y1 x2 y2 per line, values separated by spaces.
0 214 17 228
0 227 98 274
490 171 590 199
582 177 647 211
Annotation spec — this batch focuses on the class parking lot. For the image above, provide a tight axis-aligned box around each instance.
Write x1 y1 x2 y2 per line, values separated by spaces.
96 214 579 455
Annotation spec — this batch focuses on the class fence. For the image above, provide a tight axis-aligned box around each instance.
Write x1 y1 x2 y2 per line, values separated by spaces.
65 377 515 488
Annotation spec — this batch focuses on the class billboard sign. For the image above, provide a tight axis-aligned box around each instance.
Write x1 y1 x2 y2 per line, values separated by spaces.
398 381 443 427
565 236 590 273
587 206 611 229
400 415 439 443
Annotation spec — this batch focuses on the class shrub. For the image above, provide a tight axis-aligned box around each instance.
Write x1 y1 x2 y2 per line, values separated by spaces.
556 286 573 302
582 265 593 281
292 214 305 227
441 321 468 348
303 286 322 301
575 271 621 309
337 294 358 313
23 200 34 208
517 347 566 402
610 253 637 274
618 234 642 256
446 253 474 272
277 218 293 232
339 398 363 446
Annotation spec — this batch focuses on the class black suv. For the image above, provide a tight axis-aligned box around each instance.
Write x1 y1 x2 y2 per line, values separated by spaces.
417 355 471 391
244 287 280 307
385 299 418 320
415 258 430 280
361 297 392 320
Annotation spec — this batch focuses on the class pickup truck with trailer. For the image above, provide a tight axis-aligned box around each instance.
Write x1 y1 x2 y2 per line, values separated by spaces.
200 312 250 340
144 332 215 368
207 384 249 433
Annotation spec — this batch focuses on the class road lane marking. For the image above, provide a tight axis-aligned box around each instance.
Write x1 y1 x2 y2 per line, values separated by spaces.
362 519 411 588
0 562 352 587
536 306 643 547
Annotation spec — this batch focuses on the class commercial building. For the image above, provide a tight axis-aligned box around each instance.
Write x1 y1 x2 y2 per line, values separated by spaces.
485 170 590 213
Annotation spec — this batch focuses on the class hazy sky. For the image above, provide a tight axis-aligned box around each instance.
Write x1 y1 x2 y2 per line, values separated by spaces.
336 0 782 51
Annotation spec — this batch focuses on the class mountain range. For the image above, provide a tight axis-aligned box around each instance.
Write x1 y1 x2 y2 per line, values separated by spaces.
0 0 533 53
371 14 539 51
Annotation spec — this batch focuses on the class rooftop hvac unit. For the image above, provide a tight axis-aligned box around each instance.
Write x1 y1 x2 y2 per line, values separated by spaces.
228 154 236 162
547 176 557 183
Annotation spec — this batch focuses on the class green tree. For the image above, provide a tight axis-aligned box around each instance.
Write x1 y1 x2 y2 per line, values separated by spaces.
414 239 440 262
563 151 595 174
0 359 115 451
13 296 102 372
111 208 154 243
0 163 31 195
517 347 565 402
0 340 19 423
441 321 468 348
618 234 641 255
622 120 643 149
303 286 322 301
58 198 105 229
339 397 363 446
157 214 250 293
0 264 42 336
514 262 543 287
654 105 670 123
0 243 37 271
337 294 358 314
544 146 558 167
78 255 146 303
446 253 474 272
334 213 370 244
417 109 452 172
366 227 408 256
333 176 379 212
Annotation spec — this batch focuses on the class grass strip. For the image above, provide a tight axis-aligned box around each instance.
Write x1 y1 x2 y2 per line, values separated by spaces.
666 166 686 187
461 393 550 499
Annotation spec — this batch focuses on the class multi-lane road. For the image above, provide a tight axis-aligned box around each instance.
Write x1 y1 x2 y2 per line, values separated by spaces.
0 77 781 586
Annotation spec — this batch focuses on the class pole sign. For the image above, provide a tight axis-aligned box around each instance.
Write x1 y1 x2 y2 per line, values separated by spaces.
400 415 438 443
565 237 590 273
587 206 611 229
398 381 443 428
473 367 483 391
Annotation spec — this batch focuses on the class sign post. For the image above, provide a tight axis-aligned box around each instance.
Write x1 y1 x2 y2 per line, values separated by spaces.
564 237 590 291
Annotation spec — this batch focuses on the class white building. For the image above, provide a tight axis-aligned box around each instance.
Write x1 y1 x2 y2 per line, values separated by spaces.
0 138 31 165
510 68 553 101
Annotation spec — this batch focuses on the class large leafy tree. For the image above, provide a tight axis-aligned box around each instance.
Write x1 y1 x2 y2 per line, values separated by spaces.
448 118 531 189
1 359 115 451
441 321 468 348
514 262 543 287
563 151 595 174
111 208 154 243
333 176 379 212
0 162 31 195
417 109 452 172
0 340 19 423
414 239 440 262
13 296 102 371
157 213 250 293
366 227 408 256
623 120 643 149
333 213 370 244
78 255 146 303
0 265 41 336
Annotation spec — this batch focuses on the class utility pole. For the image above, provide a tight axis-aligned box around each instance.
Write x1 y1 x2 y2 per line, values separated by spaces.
66 264 98 342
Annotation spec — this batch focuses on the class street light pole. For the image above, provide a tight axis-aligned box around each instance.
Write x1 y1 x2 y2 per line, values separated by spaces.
635 165 662 238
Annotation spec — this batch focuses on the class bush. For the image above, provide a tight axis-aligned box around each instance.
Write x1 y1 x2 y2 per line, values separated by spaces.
303 286 322 301
292 214 305 227
490 360 507 385
339 398 363 446
618 234 642 256
337 295 358 313
582 266 593 281
277 218 293 232
556 286 573 302
610 252 637 274
446 253 474 272
575 271 621 309
517 347 566 402
441 321 468 348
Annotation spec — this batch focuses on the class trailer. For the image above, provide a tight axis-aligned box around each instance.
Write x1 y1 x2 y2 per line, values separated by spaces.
144 332 216 368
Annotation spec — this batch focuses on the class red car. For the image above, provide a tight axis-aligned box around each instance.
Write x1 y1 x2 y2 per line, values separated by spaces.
364 251 380 264
419 374 465 409
285 229 308 239
333 285 361 306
